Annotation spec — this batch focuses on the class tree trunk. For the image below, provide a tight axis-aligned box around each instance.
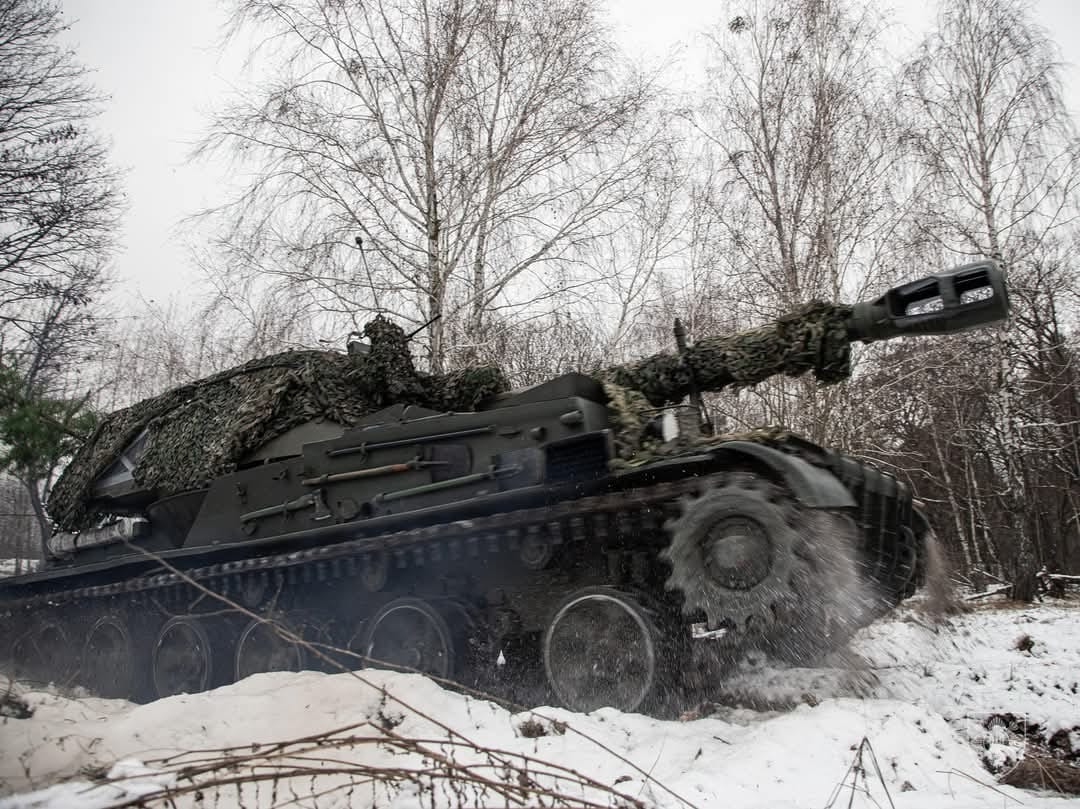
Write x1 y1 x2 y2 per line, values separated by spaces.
22 478 50 561
425 137 444 372
468 214 491 362
932 426 975 572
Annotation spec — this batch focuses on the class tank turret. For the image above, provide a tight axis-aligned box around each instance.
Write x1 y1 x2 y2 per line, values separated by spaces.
4 260 1008 714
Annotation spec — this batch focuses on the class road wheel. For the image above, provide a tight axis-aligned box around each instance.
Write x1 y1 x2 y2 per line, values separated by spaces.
359 597 467 680
543 587 673 714
152 616 215 698
82 612 144 699
234 612 333 680
10 616 75 686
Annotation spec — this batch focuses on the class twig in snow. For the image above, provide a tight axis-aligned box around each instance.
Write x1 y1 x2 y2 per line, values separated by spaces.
823 737 895 809
965 584 1013 602
971 569 1011 586
936 768 1025 804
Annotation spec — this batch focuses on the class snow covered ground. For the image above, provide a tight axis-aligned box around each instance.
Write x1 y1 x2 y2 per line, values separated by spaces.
1 599 1078 809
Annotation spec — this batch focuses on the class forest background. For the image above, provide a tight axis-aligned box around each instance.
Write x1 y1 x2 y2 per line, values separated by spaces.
0 0 1077 592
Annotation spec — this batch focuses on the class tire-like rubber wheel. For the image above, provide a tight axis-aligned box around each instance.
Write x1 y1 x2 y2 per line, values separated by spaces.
234 612 333 680
82 614 136 699
153 616 214 698
543 587 666 714
360 598 461 680
235 617 302 680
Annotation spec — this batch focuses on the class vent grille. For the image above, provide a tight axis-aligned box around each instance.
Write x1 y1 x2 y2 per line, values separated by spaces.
545 434 609 484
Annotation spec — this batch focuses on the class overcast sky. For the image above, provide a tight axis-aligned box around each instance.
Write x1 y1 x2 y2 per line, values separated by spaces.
59 0 1080 305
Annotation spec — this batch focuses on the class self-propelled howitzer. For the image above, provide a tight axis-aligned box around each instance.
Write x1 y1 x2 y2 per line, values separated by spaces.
2 261 1007 714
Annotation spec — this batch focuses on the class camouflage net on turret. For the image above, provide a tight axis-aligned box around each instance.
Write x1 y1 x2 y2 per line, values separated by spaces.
50 303 854 531
49 318 509 531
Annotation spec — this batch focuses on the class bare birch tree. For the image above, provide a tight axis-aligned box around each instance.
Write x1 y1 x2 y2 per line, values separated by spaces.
900 0 1080 584
904 0 1078 264
197 0 666 372
0 0 120 549
437 149 686 383
694 0 904 443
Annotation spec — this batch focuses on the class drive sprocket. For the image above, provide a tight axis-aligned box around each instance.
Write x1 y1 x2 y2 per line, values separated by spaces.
663 475 868 660
761 510 869 663
662 477 800 638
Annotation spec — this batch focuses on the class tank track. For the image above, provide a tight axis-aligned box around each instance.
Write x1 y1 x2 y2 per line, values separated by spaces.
2 473 727 614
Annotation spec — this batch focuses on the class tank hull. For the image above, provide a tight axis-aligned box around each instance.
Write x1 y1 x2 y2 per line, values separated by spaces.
2 433 921 713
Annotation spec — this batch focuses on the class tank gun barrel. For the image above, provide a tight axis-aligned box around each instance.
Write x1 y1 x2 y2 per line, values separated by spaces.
599 260 1010 407
847 260 1008 343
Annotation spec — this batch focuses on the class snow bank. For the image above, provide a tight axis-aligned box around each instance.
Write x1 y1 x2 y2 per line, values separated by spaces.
856 602 1080 749
2 602 1078 809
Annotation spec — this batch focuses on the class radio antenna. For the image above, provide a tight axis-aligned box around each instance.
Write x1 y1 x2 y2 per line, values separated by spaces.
407 313 442 341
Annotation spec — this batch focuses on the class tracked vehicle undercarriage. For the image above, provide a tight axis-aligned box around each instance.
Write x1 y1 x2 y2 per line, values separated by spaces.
1 262 1008 714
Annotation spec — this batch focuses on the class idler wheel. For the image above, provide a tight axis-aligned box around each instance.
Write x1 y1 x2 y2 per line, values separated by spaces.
153 616 214 698
359 597 463 680
542 587 663 714
82 614 136 699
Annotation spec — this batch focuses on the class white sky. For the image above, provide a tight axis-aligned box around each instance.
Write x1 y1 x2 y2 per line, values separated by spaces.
59 0 1080 304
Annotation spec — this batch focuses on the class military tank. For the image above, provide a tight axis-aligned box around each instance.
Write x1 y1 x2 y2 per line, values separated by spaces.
1 261 1008 714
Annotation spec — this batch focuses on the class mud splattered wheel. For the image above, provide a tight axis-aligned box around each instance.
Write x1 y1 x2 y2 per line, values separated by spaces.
360 598 463 679
153 616 213 698
82 614 136 699
663 478 862 662
543 588 664 714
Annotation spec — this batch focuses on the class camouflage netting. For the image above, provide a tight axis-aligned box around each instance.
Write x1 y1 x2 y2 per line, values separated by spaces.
50 303 855 531
597 302 854 406
49 318 509 531
599 381 656 461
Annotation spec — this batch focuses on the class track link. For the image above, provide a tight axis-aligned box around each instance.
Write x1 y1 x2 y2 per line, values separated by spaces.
3 473 728 614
